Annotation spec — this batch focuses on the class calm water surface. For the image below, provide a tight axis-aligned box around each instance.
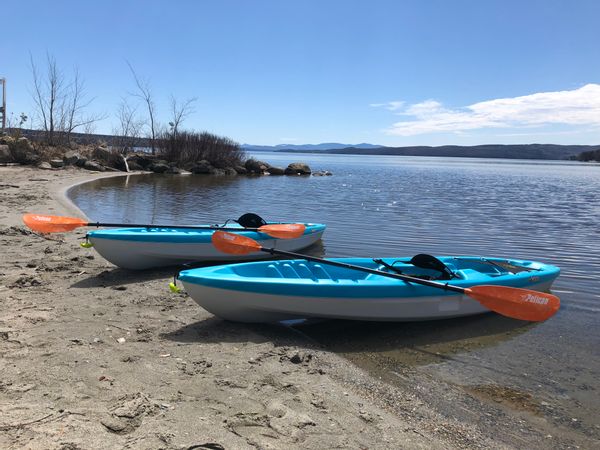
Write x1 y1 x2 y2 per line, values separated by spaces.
69 152 600 439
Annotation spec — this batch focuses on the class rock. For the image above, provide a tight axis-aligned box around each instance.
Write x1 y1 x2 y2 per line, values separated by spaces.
223 167 238 176
93 145 112 161
0 144 11 163
0 135 15 146
126 161 144 171
15 137 34 152
37 161 52 170
83 160 106 172
111 154 129 172
75 156 88 167
267 166 285 175
245 158 271 174
312 170 333 176
233 165 248 174
11 137 40 165
191 160 213 174
284 162 311 175
150 163 169 173
63 151 82 166
49 159 65 168
126 154 154 169
165 166 182 174
210 168 225 176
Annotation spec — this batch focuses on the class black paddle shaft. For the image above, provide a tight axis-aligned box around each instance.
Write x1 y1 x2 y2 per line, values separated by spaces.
87 222 265 232
260 247 466 294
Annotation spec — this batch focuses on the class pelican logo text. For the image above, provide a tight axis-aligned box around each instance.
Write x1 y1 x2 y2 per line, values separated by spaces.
523 293 548 305
34 215 51 222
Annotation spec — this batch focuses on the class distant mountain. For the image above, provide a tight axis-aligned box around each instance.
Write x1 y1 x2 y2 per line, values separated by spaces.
275 144 599 160
242 143 383 151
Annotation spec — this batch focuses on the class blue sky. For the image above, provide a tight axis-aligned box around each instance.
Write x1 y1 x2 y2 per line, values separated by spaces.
2 0 599 146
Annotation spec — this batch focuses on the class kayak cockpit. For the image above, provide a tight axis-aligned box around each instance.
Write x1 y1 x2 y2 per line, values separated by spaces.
217 256 542 283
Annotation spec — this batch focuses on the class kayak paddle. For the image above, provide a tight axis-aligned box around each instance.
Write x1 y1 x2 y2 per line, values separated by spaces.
22 213 306 239
211 231 560 322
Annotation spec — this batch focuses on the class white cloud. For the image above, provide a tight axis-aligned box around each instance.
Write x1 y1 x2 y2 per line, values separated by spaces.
370 100 405 111
383 84 600 136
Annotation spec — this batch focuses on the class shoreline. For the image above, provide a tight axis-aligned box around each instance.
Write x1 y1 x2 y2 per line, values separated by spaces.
1 166 591 449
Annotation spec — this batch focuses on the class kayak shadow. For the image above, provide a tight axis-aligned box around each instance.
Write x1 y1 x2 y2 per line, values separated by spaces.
68 259 251 289
69 267 181 288
293 313 533 363
163 316 319 346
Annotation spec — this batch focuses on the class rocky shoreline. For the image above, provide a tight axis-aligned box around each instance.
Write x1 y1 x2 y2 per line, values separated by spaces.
0 136 332 177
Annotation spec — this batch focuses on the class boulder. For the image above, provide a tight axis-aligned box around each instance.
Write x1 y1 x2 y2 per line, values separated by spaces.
93 145 112 161
312 170 333 176
165 166 182 174
75 156 89 167
234 165 248 174
223 167 238 176
83 160 106 172
126 154 155 169
191 160 213 174
210 168 226 176
150 163 169 173
49 159 65 168
284 162 311 175
63 151 82 166
267 166 285 175
0 135 15 146
126 160 144 171
11 138 40 165
37 161 52 170
245 158 270 174
0 144 11 163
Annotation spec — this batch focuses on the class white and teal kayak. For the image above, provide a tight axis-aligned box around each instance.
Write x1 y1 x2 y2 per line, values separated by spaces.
87 223 326 270
178 256 560 323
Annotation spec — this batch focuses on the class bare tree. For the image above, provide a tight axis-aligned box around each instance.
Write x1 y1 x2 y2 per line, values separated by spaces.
62 69 106 142
113 98 145 153
30 53 65 145
127 61 158 154
30 53 104 145
169 95 197 135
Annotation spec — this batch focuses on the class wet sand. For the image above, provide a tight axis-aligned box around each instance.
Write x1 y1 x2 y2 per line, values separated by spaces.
0 166 592 449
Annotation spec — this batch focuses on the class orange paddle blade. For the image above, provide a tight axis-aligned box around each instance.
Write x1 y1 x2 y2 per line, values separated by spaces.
212 231 263 255
23 214 88 233
465 285 560 322
258 223 305 239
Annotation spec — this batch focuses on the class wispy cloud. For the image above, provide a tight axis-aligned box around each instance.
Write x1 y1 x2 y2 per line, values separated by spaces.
370 100 405 111
379 84 600 136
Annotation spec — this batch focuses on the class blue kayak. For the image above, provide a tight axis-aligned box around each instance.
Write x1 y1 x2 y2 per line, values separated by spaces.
87 223 326 269
178 256 560 322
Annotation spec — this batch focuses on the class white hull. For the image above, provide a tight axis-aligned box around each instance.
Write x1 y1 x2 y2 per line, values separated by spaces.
182 280 556 323
89 231 323 270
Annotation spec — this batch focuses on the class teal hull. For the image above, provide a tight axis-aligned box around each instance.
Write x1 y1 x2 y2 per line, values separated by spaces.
179 256 560 322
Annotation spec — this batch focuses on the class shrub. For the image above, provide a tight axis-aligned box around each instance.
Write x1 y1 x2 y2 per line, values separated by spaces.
156 130 245 168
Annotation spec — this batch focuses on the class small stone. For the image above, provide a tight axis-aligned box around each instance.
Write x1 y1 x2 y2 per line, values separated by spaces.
116 337 126 344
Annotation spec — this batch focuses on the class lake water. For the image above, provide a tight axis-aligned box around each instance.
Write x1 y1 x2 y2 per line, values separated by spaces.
69 151 600 441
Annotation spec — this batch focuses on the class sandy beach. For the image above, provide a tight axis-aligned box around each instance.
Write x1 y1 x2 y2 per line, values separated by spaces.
0 166 590 449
